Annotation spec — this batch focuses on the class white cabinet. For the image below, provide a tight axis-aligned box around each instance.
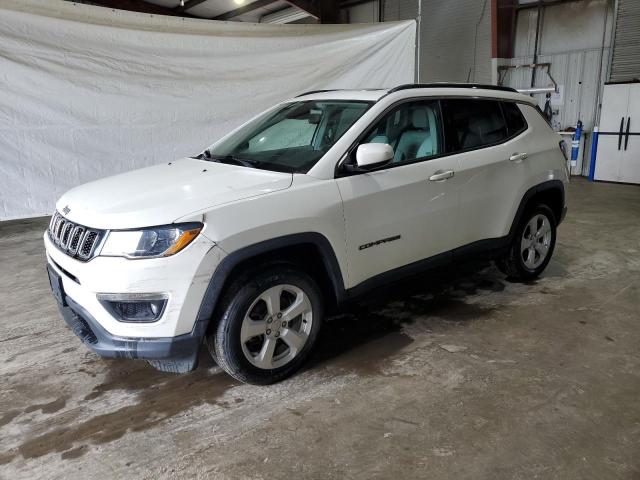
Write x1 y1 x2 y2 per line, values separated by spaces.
594 83 640 184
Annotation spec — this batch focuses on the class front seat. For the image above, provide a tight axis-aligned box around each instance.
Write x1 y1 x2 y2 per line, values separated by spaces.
394 109 432 164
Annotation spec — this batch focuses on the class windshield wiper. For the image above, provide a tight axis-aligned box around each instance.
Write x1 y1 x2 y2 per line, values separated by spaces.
192 151 257 169
192 150 213 160
208 155 257 169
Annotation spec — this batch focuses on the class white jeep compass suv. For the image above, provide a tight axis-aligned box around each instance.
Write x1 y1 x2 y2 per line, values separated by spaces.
45 84 568 384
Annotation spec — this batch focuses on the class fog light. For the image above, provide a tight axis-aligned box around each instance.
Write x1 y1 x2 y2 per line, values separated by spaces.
97 293 168 323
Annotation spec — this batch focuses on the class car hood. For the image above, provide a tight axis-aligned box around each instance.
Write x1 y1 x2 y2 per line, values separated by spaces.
56 158 293 229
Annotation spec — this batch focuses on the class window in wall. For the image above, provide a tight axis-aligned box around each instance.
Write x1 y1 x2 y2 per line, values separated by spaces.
361 101 442 165
442 99 509 152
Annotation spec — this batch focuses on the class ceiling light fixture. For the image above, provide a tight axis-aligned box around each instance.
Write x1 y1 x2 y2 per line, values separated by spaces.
233 0 246 5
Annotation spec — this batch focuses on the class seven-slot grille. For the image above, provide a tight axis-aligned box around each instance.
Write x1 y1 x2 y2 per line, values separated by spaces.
48 212 104 261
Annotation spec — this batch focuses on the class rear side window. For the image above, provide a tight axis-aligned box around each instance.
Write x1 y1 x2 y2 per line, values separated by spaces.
442 99 508 153
501 102 528 137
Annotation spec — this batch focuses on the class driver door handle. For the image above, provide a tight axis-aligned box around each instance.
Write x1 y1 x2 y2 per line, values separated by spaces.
509 152 528 162
429 170 454 182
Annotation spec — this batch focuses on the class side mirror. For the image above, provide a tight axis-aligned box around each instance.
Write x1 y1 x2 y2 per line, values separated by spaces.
355 143 394 170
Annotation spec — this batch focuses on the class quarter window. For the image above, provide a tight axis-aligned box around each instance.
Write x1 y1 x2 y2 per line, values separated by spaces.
442 99 508 153
360 101 442 166
501 102 528 137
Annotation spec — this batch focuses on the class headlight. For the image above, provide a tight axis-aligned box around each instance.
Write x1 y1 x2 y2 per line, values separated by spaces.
100 223 203 259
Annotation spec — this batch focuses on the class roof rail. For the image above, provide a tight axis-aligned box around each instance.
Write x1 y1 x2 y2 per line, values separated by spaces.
295 89 339 97
387 83 518 94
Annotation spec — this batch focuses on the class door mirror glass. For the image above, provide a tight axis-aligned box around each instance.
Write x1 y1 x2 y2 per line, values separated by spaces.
355 143 394 170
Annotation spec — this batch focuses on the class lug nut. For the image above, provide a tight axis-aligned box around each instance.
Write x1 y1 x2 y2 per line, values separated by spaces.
277 312 282 319
267 317 273 324
275 332 280 338
282 321 287 327
266 329 271 335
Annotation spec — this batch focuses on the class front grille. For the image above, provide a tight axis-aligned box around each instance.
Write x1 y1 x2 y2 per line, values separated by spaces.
48 212 105 261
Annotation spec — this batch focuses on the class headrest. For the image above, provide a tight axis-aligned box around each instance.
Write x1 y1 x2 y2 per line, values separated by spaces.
412 109 428 129
467 115 485 135
370 135 390 145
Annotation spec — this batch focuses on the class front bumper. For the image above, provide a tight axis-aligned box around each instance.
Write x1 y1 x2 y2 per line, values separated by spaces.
53 276 205 372
44 232 223 338
44 229 225 372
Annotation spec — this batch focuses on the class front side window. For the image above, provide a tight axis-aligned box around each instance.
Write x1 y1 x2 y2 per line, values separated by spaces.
442 99 509 153
204 100 371 173
360 100 442 166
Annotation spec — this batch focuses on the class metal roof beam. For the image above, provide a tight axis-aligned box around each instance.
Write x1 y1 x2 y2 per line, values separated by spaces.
261 6 312 23
515 0 583 10
90 0 195 17
285 0 340 23
212 0 276 20
175 0 209 13
283 0 319 18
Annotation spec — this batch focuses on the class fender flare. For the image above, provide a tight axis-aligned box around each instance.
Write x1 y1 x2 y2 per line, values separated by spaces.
192 232 346 337
508 180 566 238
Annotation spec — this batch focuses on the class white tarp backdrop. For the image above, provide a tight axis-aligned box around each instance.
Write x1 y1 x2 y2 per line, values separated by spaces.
0 0 415 220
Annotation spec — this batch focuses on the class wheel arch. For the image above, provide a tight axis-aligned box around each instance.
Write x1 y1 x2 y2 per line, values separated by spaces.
194 232 346 335
509 180 566 238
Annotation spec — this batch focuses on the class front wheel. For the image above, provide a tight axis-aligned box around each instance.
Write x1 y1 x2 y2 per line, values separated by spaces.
207 266 323 385
497 204 557 281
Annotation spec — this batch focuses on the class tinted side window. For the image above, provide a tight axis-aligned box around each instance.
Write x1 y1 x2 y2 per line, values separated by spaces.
442 99 508 153
361 100 442 166
501 102 527 136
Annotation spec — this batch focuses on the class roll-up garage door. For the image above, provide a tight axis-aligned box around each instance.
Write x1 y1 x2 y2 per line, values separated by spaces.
609 0 640 82
383 0 492 83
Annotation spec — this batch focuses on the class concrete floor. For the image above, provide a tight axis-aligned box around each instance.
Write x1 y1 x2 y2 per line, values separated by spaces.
0 178 639 479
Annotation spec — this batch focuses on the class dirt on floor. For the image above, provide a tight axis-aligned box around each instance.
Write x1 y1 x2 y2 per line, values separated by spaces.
0 178 639 479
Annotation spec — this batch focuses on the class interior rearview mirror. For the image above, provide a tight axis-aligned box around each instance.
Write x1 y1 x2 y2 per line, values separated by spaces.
355 143 394 170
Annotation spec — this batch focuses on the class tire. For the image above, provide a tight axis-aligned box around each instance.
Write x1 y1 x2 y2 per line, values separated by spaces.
207 265 323 385
496 204 557 281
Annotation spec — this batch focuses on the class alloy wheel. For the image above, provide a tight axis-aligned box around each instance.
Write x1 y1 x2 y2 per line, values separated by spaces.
240 284 313 369
520 213 552 270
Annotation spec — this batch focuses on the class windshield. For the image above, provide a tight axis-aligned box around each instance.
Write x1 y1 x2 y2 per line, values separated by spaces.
203 100 372 173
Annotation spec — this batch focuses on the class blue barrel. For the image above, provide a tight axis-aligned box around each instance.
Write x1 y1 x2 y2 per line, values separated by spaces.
570 120 583 167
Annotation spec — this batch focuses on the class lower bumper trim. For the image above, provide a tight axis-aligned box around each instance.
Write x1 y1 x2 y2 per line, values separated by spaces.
57 295 204 373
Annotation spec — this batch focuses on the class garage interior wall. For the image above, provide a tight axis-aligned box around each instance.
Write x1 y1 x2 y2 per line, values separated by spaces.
0 0 415 220
353 0 492 83
502 0 612 132
500 0 613 176
343 1 381 22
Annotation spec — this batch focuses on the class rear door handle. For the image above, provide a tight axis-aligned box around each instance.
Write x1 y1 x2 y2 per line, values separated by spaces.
429 170 454 181
509 152 528 162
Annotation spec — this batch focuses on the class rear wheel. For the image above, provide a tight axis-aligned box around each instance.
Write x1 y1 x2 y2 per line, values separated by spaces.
497 204 557 281
207 266 323 385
